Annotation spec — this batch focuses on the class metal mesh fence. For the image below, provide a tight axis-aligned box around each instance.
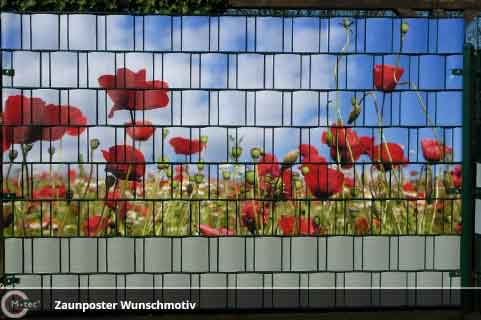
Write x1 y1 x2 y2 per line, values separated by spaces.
0 11 465 303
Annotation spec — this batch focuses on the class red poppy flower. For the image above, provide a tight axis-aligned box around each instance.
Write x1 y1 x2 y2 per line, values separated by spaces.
402 182 415 192
354 216 369 235
42 104 87 140
257 153 281 177
199 224 235 236
125 120 155 141
373 64 404 92
83 215 109 236
2 96 87 149
329 143 363 169
173 164 188 181
101 145 146 181
359 136 375 155
169 137 205 155
370 143 408 171
98 68 169 118
281 169 294 199
321 121 359 149
421 139 453 162
302 164 344 199
241 201 270 227
452 165 462 189
32 184 66 199
278 215 295 235
299 216 317 235
343 176 355 189
455 223 462 234
67 169 77 182
299 144 322 160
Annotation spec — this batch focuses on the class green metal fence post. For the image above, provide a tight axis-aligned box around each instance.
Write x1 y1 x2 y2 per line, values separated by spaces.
461 43 475 312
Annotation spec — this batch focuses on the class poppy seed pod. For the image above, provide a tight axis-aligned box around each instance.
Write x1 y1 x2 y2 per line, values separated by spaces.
282 150 299 167
245 170 256 184
250 147 262 160
401 22 409 34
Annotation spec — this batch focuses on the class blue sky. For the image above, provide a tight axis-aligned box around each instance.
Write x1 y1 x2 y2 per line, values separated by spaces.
0 14 464 178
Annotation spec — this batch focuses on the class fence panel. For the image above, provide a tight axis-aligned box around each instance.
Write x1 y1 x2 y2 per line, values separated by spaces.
0 11 465 309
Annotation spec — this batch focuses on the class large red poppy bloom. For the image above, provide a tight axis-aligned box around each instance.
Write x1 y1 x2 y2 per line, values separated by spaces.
321 122 359 149
83 215 109 236
301 164 344 199
2 96 87 150
421 138 453 162
125 120 155 141
373 64 404 92
329 143 363 169
101 145 146 181
369 143 408 171
299 144 322 161
98 68 169 118
257 153 281 177
169 137 205 155
359 136 375 155
199 224 235 236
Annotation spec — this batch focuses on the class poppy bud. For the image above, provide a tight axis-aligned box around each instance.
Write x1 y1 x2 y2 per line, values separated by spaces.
200 135 209 144
301 166 310 176
282 150 299 167
90 138 100 150
222 171 231 180
48 146 56 156
197 160 205 171
8 149 18 161
157 156 170 171
245 170 256 184
23 143 33 153
343 18 351 29
401 22 409 34
250 147 262 160
231 146 243 160
105 174 117 189
194 173 204 184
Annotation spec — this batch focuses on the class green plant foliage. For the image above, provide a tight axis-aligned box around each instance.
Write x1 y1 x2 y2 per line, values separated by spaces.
0 0 228 14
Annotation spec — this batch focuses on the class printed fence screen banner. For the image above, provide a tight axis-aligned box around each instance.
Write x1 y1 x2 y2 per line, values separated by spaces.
0 13 466 299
